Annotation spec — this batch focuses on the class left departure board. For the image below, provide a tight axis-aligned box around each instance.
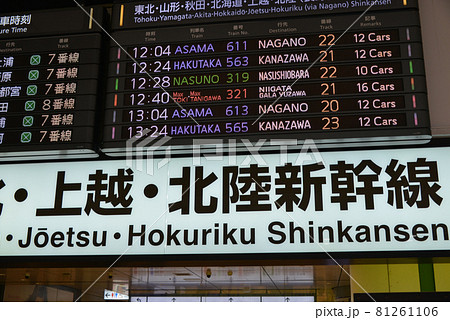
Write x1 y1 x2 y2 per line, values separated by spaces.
102 0 431 155
0 7 103 161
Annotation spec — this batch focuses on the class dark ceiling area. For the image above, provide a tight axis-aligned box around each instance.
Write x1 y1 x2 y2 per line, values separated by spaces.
2 0 114 14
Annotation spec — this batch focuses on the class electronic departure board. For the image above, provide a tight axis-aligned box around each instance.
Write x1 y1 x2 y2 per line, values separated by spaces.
102 0 430 155
0 7 103 161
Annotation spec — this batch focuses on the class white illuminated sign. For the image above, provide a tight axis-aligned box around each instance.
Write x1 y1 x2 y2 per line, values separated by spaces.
0 146 449 257
104 289 129 301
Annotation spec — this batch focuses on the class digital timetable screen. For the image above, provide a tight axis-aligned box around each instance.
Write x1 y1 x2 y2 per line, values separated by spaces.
0 7 103 160
0 0 433 160
102 0 431 155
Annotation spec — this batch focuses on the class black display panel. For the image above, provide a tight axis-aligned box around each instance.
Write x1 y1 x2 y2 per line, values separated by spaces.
103 0 430 155
0 7 103 160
